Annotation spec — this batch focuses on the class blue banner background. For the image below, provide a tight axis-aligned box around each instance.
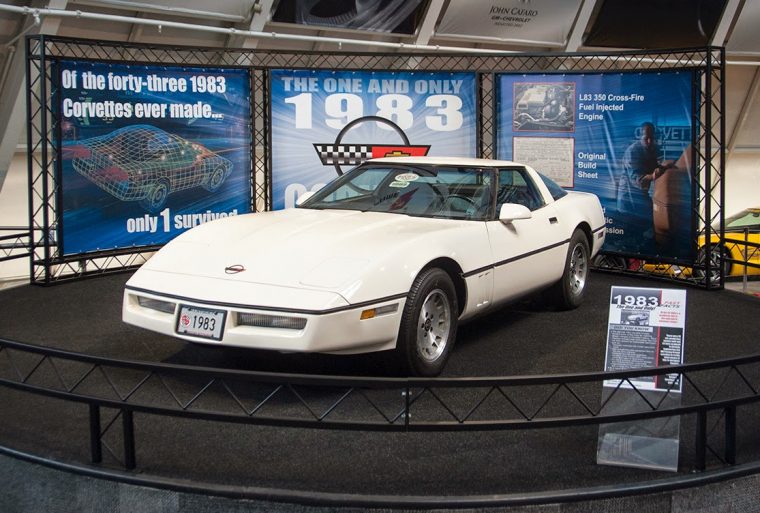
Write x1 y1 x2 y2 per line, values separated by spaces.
270 69 477 210
496 71 695 260
57 60 252 256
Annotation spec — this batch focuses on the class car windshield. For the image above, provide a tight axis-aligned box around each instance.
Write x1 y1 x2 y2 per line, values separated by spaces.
300 164 495 220
725 209 760 230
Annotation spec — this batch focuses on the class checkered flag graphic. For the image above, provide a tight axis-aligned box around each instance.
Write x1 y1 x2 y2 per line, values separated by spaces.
313 144 373 166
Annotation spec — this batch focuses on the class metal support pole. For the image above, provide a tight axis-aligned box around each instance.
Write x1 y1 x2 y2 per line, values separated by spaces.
720 45 726 234
743 228 749 294
122 409 136 470
38 36 52 285
704 52 714 289
404 386 411 429
725 406 736 465
695 410 707 471
88 404 102 463
25 37 35 284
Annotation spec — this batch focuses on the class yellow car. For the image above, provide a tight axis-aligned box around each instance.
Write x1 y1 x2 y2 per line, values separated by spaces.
631 208 760 281
703 207 760 278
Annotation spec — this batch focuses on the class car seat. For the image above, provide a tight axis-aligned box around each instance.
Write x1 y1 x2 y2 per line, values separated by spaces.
403 182 447 215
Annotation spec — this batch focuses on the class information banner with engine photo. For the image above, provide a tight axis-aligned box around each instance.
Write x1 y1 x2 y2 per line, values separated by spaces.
56 60 252 256
270 69 478 210
496 71 695 261
597 285 687 472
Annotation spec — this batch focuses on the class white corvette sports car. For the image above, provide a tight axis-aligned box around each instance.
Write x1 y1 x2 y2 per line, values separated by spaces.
123 157 606 376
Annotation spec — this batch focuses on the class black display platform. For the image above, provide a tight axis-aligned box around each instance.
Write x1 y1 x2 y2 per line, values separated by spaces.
0 271 759 501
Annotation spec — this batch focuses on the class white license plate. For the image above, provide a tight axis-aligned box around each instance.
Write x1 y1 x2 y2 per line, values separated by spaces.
176 305 226 341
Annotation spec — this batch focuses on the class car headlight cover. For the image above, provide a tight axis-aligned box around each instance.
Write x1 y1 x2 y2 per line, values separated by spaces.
137 296 176 314
238 312 307 330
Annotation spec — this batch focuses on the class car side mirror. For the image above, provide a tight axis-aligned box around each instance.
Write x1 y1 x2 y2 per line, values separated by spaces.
499 203 532 223
296 191 315 207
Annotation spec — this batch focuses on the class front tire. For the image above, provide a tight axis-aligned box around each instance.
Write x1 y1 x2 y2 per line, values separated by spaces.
396 268 458 377
203 165 227 192
549 229 590 310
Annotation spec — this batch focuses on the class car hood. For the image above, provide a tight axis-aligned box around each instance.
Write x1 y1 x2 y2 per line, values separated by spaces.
139 208 469 296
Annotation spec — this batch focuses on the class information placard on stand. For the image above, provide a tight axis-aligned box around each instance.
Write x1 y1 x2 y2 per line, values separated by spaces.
596 286 687 471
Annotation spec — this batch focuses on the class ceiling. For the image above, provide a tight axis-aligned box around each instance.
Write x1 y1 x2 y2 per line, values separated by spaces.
0 0 759 190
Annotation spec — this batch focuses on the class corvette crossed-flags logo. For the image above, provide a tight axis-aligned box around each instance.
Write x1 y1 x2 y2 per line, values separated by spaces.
313 144 430 166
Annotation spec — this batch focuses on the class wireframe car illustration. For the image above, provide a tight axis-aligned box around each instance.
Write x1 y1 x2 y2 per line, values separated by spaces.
123 157 606 376
67 125 232 212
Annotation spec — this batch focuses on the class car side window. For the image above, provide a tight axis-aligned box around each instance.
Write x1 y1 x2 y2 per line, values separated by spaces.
163 140 183 162
725 211 760 230
538 173 568 200
496 168 544 211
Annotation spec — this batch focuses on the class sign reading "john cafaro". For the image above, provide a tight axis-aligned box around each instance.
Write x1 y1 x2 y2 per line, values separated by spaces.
56 60 252 256
270 69 477 210
436 0 583 46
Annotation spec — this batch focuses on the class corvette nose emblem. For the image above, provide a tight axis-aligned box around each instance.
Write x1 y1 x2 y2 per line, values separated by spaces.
225 264 246 274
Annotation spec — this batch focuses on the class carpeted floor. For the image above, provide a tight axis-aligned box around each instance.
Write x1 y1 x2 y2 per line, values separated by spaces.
0 270 758 498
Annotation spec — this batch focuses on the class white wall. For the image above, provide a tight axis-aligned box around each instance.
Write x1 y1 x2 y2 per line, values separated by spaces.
0 153 30 284
726 152 760 216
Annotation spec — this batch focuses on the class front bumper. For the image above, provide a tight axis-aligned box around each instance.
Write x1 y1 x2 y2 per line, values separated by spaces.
122 286 405 355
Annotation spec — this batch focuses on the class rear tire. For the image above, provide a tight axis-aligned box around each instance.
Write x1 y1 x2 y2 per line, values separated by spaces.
549 229 590 310
140 180 170 213
396 268 458 377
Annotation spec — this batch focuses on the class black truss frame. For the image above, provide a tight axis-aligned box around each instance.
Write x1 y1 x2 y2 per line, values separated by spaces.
1 336 758 504
24 36 725 286
0 226 31 264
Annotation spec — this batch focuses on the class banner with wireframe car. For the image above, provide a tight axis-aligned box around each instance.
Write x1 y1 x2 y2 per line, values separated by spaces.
56 59 252 255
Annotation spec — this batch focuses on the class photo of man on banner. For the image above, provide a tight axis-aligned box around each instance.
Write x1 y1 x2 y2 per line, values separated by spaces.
616 121 693 258
616 122 675 255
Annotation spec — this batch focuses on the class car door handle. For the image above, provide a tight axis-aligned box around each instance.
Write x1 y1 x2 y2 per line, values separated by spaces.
549 217 558 224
